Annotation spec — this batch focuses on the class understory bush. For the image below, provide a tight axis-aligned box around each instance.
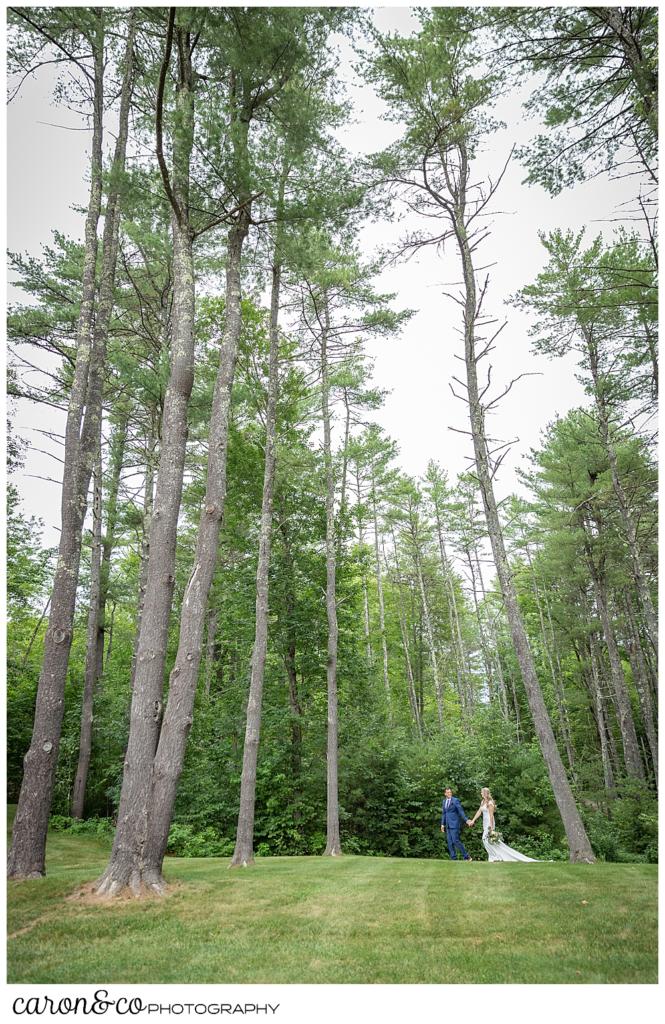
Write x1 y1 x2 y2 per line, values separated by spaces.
49 815 114 839
166 823 234 858
583 785 658 863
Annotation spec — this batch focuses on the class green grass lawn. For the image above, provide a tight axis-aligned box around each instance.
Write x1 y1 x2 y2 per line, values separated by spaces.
6 814 658 984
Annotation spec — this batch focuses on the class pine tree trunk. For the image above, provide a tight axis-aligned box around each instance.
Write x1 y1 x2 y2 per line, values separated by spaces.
72 413 128 818
432 498 474 718
131 410 158 687
589 632 622 776
525 546 576 773
9 21 104 879
586 640 615 792
416 610 425 721
473 543 509 715
623 592 658 779
105 603 116 669
464 544 495 698
337 390 352 551
96 413 128 670
9 14 138 878
284 643 303 778
414 549 443 728
142 208 250 887
371 474 391 716
407 501 443 728
204 605 219 697
321 300 342 856
231 252 282 868
450 142 594 861
389 532 423 738
279 516 304 777
71 441 103 819
354 474 374 669
584 538 645 782
96 27 195 895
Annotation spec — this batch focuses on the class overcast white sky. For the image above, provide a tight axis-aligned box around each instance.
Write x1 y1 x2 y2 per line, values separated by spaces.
6 5 642 549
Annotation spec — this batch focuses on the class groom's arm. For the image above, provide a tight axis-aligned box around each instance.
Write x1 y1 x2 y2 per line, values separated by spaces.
456 799 468 823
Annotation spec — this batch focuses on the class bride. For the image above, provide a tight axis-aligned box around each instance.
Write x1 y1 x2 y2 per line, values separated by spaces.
469 788 537 862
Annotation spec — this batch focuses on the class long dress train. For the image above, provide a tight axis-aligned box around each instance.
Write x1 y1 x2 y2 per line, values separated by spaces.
482 807 536 862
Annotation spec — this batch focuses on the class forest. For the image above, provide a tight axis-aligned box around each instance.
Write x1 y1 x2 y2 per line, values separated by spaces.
6 5 658 899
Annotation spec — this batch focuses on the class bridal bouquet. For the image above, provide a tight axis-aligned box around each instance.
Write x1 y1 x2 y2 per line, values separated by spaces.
488 829 503 845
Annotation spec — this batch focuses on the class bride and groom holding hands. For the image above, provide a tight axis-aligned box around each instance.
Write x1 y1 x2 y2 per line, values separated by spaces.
440 786 536 862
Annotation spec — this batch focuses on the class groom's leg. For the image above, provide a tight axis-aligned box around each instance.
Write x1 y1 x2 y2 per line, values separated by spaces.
446 829 457 859
453 833 471 860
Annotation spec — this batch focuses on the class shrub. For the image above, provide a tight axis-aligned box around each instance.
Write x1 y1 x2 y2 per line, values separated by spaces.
48 815 114 839
583 783 658 863
166 823 233 858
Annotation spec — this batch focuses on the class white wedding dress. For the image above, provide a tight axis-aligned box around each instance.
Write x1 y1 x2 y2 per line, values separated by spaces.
482 806 536 862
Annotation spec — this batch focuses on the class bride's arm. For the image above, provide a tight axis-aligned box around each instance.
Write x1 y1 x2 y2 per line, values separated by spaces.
489 803 495 829
469 803 482 825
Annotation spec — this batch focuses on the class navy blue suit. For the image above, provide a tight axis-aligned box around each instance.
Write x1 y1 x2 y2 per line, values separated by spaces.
441 796 471 860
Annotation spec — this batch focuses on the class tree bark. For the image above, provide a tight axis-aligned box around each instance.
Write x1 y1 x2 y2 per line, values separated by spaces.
371 472 391 717
142 207 250 884
131 408 158 688
72 413 128 818
473 542 510 717
623 591 658 779
321 299 342 857
586 638 615 792
279 515 304 777
96 413 129 670
230 251 282 867
127 203 248 890
443 548 471 716
464 542 495 699
431 498 474 718
105 602 116 669
336 388 352 556
389 529 423 738
71 440 103 819
525 545 576 774
133 58 285 884
584 533 645 782
450 140 595 861
354 469 373 669
588 631 622 777
9 12 137 878
96 21 196 895
204 605 219 697
407 500 443 728
8 17 104 879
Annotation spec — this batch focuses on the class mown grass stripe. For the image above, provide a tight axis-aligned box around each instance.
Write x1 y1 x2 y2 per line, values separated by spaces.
7 821 657 984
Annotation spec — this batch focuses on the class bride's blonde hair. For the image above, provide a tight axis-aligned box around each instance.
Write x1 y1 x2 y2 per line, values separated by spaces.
481 787 495 808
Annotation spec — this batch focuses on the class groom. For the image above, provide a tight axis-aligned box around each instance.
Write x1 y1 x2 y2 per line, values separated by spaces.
440 786 473 861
